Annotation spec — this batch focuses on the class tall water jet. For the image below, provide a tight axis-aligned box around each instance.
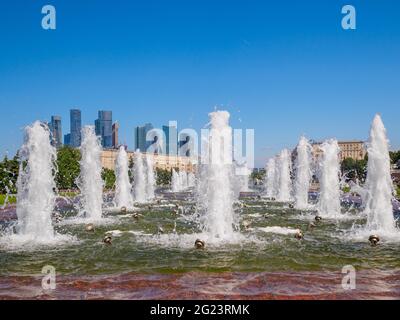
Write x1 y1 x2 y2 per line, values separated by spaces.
363 115 397 234
115 146 133 208
318 139 341 217
171 169 180 192
133 151 147 203
264 158 277 198
276 149 292 202
77 126 104 220
15 122 56 241
294 137 312 209
145 155 155 201
179 171 188 190
188 172 196 188
197 111 236 241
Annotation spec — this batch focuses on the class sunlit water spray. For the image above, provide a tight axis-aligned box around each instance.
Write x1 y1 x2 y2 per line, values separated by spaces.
362 115 398 237
264 158 277 198
115 146 133 208
276 149 292 202
15 122 57 241
318 139 341 218
197 111 239 242
145 155 155 201
0 122 73 247
77 126 104 221
133 151 147 203
294 137 312 209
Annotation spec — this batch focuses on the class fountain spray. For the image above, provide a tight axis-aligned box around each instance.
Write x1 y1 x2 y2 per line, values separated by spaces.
294 137 312 209
363 115 397 234
197 111 237 241
133 151 147 203
276 149 292 202
115 146 133 208
264 158 277 198
77 126 104 220
15 122 57 240
318 139 341 217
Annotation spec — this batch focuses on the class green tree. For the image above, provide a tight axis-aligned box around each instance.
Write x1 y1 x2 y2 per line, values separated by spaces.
0 154 20 194
390 151 400 165
156 168 172 186
341 157 367 182
102 168 116 190
56 146 81 190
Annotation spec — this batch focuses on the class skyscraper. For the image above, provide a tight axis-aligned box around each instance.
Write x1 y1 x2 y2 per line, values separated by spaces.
162 121 178 156
49 116 62 147
70 109 82 148
112 122 119 149
64 133 71 146
95 110 113 148
135 123 153 152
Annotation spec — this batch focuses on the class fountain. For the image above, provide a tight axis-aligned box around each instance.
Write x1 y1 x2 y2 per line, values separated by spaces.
145 155 155 201
133 151 147 203
294 137 312 209
188 172 196 188
264 158 277 198
363 115 397 235
318 139 341 218
171 169 180 192
115 146 133 208
171 169 189 192
179 171 188 190
77 126 104 220
197 110 237 241
14 122 57 241
276 149 292 202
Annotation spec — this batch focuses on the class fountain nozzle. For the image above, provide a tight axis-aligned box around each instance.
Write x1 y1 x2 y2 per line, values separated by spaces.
369 235 380 246
195 239 205 249
103 235 112 245
85 224 95 232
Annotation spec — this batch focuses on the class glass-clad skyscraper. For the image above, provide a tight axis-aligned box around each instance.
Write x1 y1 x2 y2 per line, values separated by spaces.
95 110 113 148
135 123 154 152
70 109 82 147
49 116 63 147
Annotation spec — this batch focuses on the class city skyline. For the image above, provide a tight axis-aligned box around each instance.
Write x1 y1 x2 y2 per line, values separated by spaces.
1 1 400 166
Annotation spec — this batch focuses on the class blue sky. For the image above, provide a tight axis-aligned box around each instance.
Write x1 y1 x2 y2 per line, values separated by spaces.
0 0 399 167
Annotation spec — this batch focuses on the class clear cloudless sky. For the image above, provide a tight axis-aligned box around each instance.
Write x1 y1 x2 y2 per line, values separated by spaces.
0 0 399 167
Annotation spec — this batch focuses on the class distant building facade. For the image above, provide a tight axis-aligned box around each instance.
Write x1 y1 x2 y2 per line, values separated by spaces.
70 109 82 148
49 116 63 147
112 122 119 149
95 110 113 148
311 140 366 162
101 149 196 173
135 123 154 152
